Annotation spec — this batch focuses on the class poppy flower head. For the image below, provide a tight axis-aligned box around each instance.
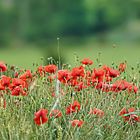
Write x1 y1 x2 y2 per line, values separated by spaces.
12 78 26 88
0 80 5 90
1 75 11 87
93 68 104 77
70 119 84 127
44 64 57 74
0 62 7 72
107 68 120 78
89 108 104 118
37 66 45 76
119 107 140 123
71 66 85 79
75 82 87 91
11 86 27 96
119 62 126 72
66 100 81 115
34 109 48 125
20 70 32 81
81 58 93 65
58 70 70 83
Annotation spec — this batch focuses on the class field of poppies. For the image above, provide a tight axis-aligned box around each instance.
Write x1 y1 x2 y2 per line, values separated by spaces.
0 57 140 140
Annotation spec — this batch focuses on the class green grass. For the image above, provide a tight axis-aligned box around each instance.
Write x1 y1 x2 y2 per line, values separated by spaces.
0 47 42 69
0 41 140 69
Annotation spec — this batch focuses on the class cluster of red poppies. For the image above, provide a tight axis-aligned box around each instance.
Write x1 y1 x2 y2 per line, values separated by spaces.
36 58 138 93
0 71 32 96
0 62 33 109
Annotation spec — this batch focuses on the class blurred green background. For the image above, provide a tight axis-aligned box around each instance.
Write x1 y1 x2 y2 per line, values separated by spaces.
0 0 140 69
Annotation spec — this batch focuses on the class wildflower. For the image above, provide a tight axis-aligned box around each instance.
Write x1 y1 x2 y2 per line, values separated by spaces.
34 109 48 125
9 78 27 92
107 67 120 78
93 68 104 77
75 82 87 91
11 86 27 96
1 75 11 87
66 100 81 115
50 109 62 118
58 70 70 83
44 64 57 74
11 78 26 88
70 120 84 127
14 72 19 78
71 66 85 79
119 62 126 72
81 58 93 65
37 66 45 76
0 62 7 72
119 107 140 123
20 70 32 81
92 68 104 83
0 80 5 90
89 108 104 118
133 85 138 93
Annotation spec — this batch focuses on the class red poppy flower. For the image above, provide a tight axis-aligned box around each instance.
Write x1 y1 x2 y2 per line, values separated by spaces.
34 109 48 125
20 70 32 81
107 68 120 78
50 109 62 118
68 78 78 86
66 100 81 115
1 75 11 87
101 83 111 92
14 72 19 78
89 108 104 118
93 68 104 77
0 62 7 72
0 80 5 90
133 85 138 93
75 82 87 91
37 66 45 76
71 66 85 79
44 64 57 74
11 86 27 96
92 68 104 83
81 58 93 65
119 62 126 72
58 70 70 83
119 107 140 123
70 120 84 127
105 75 112 82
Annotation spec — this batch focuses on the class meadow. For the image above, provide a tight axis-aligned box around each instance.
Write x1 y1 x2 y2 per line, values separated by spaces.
0 47 139 139
0 40 140 69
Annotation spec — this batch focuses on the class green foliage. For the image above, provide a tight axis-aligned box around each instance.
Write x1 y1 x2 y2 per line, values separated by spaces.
0 0 140 43
0 3 15 45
